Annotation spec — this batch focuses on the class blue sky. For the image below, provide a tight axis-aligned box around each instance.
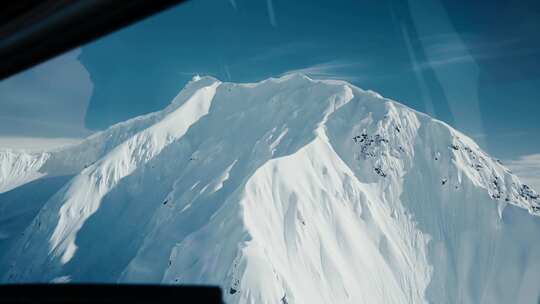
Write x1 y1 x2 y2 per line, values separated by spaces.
0 0 539 185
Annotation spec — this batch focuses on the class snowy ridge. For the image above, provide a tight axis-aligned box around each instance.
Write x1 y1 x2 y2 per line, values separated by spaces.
0 76 219 193
49 79 219 264
0 150 49 193
1 74 539 303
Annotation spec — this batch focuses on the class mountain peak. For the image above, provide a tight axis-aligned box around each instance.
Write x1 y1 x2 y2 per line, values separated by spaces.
1 76 539 303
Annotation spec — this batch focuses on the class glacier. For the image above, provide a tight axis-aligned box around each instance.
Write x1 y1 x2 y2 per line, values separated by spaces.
1 74 540 303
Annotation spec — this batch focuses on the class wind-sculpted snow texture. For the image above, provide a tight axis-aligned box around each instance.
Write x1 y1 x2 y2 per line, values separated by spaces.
1 74 539 303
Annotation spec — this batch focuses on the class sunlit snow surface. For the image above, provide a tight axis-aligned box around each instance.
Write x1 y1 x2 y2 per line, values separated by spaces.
1 74 540 303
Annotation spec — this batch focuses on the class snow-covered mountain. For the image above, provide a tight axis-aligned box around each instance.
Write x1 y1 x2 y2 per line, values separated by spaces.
1 74 540 303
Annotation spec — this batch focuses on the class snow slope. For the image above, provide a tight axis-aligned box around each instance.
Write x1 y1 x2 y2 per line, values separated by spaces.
1 74 539 303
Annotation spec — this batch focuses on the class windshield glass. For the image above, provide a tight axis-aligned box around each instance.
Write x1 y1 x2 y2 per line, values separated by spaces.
1 1 539 303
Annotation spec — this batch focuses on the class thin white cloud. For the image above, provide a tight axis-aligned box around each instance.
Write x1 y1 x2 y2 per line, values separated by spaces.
415 33 539 70
281 60 368 83
469 130 530 141
0 136 82 152
229 0 237 10
417 55 473 69
419 33 520 52
506 153 540 192
174 69 216 77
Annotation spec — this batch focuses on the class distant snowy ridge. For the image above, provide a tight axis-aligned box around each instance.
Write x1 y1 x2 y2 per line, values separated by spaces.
1 74 539 304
